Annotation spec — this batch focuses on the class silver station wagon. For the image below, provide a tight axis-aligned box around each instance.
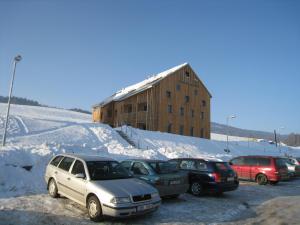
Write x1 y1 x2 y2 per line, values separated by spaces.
45 154 161 221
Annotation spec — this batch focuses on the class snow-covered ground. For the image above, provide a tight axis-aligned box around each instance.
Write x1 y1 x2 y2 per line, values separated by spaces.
1 103 300 224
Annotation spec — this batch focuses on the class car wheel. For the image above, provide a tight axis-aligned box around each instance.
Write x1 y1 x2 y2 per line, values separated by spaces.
256 174 268 185
48 179 58 198
87 196 103 222
190 182 204 196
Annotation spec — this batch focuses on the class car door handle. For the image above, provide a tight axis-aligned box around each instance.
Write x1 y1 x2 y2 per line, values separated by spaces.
67 177 71 181
54 171 58 174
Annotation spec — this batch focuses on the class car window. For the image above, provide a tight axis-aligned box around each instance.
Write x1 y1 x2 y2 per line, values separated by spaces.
120 161 132 170
180 160 195 170
195 161 208 171
58 157 75 171
71 160 86 177
275 158 287 168
132 162 149 175
86 161 132 180
257 158 271 166
231 157 244 165
214 162 232 171
244 157 256 166
50 156 64 167
148 161 178 174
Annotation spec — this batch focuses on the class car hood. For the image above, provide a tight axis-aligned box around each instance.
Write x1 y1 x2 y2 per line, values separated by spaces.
90 178 157 197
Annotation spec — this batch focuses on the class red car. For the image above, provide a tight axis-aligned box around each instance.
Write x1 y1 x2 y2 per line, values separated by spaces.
229 156 289 185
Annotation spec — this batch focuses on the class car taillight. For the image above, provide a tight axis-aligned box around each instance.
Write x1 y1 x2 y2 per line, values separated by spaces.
211 173 222 182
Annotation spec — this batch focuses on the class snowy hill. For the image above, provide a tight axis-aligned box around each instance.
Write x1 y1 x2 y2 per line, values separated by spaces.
0 103 300 198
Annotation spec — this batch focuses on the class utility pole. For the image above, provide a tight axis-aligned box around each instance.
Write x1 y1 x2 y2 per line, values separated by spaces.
2 55 22 147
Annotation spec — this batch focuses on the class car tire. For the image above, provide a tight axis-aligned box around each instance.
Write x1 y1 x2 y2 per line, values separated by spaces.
168 194 180 198
190 182 204 196
87 196 103 222
256 174 268 185
48 179 59 198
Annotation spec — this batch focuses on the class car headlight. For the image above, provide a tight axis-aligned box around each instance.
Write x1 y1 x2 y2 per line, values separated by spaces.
110 197 131 204
151 192 159 199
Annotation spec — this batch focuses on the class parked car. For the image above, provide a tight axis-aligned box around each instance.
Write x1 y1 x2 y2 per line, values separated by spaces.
120 159 189 198
229 156 289 185
281 158 300 177
45 154 161 221
168 158 239 196
287 157 300 166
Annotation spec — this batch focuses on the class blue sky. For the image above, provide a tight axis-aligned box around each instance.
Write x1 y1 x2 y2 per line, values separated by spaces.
0 0 299 134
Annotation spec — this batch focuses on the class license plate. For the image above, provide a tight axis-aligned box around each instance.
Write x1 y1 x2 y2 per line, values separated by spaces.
137 204 154 211
170 180 181 185
227 177 234 182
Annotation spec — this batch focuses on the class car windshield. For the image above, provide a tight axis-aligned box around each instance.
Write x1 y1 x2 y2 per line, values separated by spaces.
149 161 178 174
86 161 132 180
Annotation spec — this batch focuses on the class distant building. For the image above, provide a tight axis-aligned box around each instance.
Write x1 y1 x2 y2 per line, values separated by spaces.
92 63 212 139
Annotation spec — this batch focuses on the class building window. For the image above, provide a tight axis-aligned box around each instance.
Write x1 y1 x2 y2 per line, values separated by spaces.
100 112 103 120
180 107 184 116
201 112 204 120
114 110 117 116
185 96 189 103
202 100 206 107
166 91 171 98
176 84 181 91
167 123 172 133
200 128 204 138
194 89 198 96
185 71 190 77
124 104 133 113
190 127 194 136
168 105 172 113
138 102 147 111
179 125 184 135
191 110 194 118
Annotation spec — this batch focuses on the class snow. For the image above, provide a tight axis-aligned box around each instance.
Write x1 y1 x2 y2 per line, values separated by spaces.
1 103 300 224
94 63 188 107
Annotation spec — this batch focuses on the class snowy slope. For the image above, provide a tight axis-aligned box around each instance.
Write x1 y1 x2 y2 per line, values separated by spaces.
117 126 300 162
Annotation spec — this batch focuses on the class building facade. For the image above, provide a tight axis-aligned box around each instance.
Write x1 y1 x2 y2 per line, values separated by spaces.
92 63 212 139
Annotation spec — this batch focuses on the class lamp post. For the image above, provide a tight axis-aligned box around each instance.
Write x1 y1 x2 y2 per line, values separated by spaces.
225 115 236 153
2 55 22 147
276 126 285 153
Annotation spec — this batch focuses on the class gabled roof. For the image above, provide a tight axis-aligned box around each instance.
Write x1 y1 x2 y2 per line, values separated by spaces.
93 62 211 108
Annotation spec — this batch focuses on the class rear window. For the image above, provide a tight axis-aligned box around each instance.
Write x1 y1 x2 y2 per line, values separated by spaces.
214 162 232 171
149 161 178 174
275 158 287 168
50 156 63 167
58 157 75 171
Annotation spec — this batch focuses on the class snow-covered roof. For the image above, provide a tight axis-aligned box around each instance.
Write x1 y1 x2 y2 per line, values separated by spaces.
94 63 189 107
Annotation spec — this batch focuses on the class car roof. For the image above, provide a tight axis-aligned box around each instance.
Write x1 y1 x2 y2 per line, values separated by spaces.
124 159 166 163
233 155 282 159
57 153 116 162
169 157 222 163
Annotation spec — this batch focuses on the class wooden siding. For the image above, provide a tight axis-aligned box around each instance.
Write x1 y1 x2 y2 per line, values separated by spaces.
92 64 211 139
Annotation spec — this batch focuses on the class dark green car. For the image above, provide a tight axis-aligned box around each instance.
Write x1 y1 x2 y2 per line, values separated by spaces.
120 159 189 198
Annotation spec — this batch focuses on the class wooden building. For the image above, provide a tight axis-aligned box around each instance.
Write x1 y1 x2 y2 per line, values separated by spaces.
92 63 212 139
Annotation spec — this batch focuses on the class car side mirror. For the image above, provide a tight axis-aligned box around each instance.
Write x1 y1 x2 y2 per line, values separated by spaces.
75 173 85 179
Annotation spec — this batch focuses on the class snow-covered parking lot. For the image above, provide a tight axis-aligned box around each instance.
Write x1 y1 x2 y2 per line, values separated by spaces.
1 179 300 225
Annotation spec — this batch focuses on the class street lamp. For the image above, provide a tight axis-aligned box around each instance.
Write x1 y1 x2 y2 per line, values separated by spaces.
275 126 285 153
225 115 236 153
2 55 22 147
